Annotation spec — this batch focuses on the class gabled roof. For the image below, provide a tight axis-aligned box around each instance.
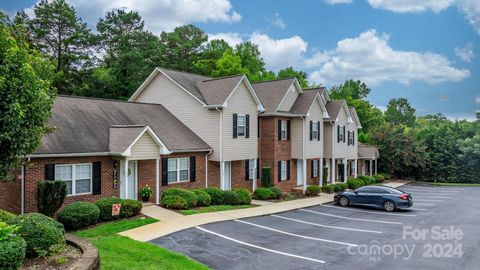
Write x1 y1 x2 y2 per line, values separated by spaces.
32 96 212 156
324 99 353 123
289 90 329 118
349 106 362 129
252 78 301 113
109 125 146 154
129 68 264 110
358 143 380 159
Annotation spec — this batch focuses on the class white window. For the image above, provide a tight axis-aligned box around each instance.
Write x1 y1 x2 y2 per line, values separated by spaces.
312 121 319 140
168 158 190 183
280 161 287 181
55 164 92 196
339 125 345 142
249 159 255 179
313 160 318 177
280 120 287 140
348 131 354 145
237 115 246 137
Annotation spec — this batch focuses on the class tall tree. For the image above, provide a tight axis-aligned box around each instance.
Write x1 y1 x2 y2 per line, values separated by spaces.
27 0 93 94
0 14 56 180
384 97 416 127
329 79 370 100
211 52 248 78
160 25 207 72
234 42 265 82
277 67 309 88
194 39 232 76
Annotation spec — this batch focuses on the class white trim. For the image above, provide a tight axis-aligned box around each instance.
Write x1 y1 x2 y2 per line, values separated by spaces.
349 107 362 129
122 125 171 156
223 75 265 112
236 114 246 137
166 157 190 184
155 158 160 204
274 78 303 112
320 205 416 217
29 152 114 158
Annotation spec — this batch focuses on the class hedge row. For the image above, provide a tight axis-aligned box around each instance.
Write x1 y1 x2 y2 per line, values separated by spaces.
252 187 282 200
161 188 252 210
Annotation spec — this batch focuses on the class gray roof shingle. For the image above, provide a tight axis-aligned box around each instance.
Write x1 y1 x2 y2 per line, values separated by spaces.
108 125 146 153
325 100 346 121
358 144 380 159
34 96 211 155
289 90 319 115
252 78 296 113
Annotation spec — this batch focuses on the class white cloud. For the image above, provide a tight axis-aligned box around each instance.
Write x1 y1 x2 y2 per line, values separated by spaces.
308 30 470 86
249 33 308 71
266 13 286 29
27 0 241 33
454 43 475 62
367 0 454 13
303 51 332 68
208 32 243 46
323 0 353 4
475 95 480 104
456 0 480 35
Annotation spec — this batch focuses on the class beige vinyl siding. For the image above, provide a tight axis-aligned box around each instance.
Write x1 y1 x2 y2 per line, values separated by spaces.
277 85 299 112
305 101 323 159
291 118 304 159
222 81 259 161
323 122 332 158
333 106 349 158
347 123 358 159
133 73 221 160
129 132 159 160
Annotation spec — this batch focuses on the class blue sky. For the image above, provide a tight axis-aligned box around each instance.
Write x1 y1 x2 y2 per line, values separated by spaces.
2 0 479 120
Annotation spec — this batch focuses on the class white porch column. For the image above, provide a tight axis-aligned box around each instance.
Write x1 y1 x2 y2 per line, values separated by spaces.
319 158 323 186
362 160 366 176
253 158 257 192
124 159 129 199
354 158 358 178
220 161 225 190
303 159 307 193
375 158 378 175
331 159 336 184
369 160 373 176
155 158 160 204
343 158 347 182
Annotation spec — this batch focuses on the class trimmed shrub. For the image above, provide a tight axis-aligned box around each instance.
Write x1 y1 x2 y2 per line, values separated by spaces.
261 167 272 188
268 187 282 199
162 195 188 210
0 209 16 224
36 180 67 217
223 191 241 205
57 202 99 230
162 188 198 208
253 187 272 200
0 222 26 270
380 173 391 180
338 183 348 191
321 185 335 194
193 190 211 207
119 199 142 218
332 184 342 192
234 189 252 205
347 178 363 189
95 197 123 221
305 185 320 196
13 213 65 257
202 187 224 205
373 174 385 183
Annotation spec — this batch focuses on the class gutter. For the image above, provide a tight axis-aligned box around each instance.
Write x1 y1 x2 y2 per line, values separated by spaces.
205 149 213 188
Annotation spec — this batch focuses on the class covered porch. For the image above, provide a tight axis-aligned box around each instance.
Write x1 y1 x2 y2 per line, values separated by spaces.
357 144 380 176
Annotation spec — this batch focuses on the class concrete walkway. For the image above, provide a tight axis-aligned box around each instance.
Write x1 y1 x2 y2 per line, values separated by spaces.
120 180 410 242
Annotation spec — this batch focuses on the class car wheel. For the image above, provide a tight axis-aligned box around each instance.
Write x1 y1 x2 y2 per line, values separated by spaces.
339 196 349 207
383 200 396 212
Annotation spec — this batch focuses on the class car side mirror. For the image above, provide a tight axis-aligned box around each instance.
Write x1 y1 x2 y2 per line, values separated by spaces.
354 190 358 194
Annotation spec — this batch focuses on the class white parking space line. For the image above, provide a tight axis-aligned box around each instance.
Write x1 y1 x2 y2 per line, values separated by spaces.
271 215 383 234
299 209 402 225
409 208 428 211
409 193 456 196
404 190 458 194
415 199 443 202
402 187 464 192
319 205 417 217
235 220 358 247
196 226 326 264
413 203 436 206
411 196 451 199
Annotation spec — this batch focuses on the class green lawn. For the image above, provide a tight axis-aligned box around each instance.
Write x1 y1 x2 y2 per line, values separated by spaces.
75 218 209 270
180 204 255 215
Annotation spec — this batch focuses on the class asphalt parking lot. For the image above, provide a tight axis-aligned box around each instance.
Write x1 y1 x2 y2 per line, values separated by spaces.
150 184 480 270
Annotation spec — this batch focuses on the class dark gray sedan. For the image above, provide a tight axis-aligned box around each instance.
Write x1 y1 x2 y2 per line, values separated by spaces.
334 186 413 212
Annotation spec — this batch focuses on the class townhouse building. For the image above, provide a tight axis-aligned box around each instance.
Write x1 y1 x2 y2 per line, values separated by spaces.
0 68 379 214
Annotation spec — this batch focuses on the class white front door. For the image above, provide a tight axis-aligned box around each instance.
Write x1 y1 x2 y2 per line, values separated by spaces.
222 161 232 190
297 160 304 186
120 160 137 200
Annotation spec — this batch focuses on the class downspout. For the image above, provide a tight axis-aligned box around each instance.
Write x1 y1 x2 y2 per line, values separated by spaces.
216 107 224 189
205 150 213 188
302 116 307 193
330 121 335 184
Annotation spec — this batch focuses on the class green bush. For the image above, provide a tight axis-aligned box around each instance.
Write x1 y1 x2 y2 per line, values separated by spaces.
347 178 363 189
95 197 123 221
57 202 99 230
234 189 252 205
268 187 282 199
0 222 26 270
36 180 67 217
120 199 142 218
321 185 335 194
261 167 272 187
162 188 198 208
193 190 211 206
338 183 348 191
373 174 385 183
380 173 391 180
305 185 320 196
202 187 224 205
332 184 342 192
223 190 240 205
13 213 65 257
253 187 272 200
161 195 188 210
0 209 16 224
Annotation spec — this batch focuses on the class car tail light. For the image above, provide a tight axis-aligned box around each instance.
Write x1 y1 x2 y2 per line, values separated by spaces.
399 194 409 200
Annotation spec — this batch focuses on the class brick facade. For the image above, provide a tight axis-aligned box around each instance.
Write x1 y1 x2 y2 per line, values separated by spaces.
0 177 21 214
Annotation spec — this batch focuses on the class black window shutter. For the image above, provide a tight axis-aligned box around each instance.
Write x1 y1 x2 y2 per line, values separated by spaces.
310 160 314 178
256 158 259 179
287 160 291 180
353 131 355 146
92 161 102 195
245 114 250 138
317 122 320 141
277 120 282 140
278 161 281 181
245 159 250 180
190 156 196 182
44 164 55 180
309 121 313 141
337 125 340 143
287 120 291 140
233 114 238 138
343 126 346 142
161 158 168 186
347 131 350 145
257 118 260 138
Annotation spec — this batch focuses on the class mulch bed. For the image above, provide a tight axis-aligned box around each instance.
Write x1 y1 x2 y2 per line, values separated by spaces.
21 244 81 270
